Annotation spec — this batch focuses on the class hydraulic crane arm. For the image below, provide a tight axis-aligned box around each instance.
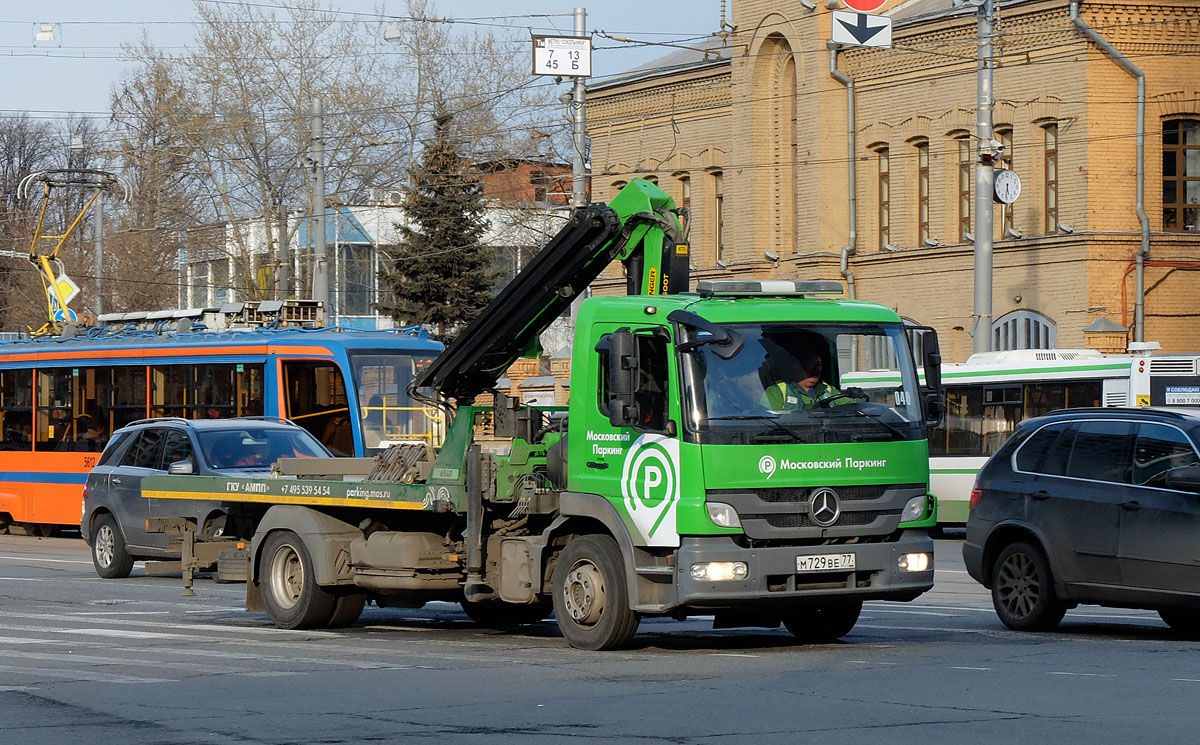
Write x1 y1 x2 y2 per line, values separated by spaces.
411 179 688 404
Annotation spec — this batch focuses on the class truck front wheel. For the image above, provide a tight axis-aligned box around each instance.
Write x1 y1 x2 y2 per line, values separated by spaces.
551 535 639 650
259 530 336 629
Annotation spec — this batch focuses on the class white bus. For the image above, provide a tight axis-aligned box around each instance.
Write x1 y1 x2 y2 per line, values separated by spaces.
926 345 1200 525
842 344 1200 526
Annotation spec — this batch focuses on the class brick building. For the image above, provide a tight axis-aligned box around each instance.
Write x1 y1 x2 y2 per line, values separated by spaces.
585 0 1200 362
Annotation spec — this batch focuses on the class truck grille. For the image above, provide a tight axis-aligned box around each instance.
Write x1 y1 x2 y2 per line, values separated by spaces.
707 483 923 541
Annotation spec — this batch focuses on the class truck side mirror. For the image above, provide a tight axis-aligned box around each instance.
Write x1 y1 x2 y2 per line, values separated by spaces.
600 331 640 428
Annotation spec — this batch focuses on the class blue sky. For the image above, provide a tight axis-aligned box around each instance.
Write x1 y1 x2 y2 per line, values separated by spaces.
0 0 723 120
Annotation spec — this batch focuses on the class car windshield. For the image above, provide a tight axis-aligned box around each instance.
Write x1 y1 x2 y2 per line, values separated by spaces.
679 321 925 445
198 427 329 470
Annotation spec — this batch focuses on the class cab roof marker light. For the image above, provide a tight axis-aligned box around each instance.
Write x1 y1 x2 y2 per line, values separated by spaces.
696 280 844 298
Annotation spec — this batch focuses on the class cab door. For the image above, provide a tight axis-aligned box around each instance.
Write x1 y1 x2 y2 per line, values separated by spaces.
570 323 681 547
1118 422 1200 594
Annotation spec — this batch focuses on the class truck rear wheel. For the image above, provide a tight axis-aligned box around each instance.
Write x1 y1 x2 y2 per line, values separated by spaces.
260 530 335 629
326 592 367 628
551 535 639 650
782 601 863 643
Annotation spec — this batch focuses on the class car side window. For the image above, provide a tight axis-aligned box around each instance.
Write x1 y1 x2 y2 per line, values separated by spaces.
161 429 194 470
1132 423 1200 487
1037 423 1079 476
120 429 166 469
1066 420 1135 483
1015 422 1071 472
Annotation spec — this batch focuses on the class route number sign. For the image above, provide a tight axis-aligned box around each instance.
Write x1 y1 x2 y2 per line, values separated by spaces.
532 35 591 78
841 0 889 12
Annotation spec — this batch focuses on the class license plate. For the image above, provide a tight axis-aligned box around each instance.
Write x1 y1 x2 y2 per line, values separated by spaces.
796 553 856 572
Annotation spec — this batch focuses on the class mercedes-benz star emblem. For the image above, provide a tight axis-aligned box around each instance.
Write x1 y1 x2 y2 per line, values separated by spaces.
808 487 841 527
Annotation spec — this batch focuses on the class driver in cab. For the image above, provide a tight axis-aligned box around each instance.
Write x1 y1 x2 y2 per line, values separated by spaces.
763 350 850 411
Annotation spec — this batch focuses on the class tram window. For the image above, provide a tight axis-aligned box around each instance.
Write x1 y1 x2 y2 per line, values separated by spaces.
352 355 431 449
149 363 264 419
0 369 33 451
283 360 352 455
36 368 74 449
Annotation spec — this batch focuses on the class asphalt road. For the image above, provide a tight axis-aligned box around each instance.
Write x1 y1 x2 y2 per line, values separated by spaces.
1 533 1196 744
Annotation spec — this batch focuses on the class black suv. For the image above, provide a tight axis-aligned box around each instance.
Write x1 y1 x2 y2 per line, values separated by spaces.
964 407 1200 633
82 417 331 578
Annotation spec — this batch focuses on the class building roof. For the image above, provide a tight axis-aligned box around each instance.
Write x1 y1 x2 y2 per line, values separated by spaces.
296 205 374 246
589 36 731 92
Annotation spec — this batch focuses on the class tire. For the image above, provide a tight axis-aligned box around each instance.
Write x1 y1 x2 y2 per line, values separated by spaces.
990 541 1065 631
460 598 553 627
259 530 336 629
782 600 863 643
1158 608 1200 637
551 535 639 650
326 592 367 628
91 513 135 579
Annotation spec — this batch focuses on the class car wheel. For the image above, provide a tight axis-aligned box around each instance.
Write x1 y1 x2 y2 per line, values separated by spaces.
460 598 553 627
551 535 639 650
91 514 135 579
782 600 863 643
990 541 1065 631
259 530 336 629
1158 608 1200 637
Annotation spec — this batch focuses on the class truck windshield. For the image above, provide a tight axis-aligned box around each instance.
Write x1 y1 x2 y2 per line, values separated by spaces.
678 322 925 445
350 352 439 452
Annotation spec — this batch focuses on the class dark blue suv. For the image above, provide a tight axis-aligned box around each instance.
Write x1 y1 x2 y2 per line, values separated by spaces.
964 408 1200 633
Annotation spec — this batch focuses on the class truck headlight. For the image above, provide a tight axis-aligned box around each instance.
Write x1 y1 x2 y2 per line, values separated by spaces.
899 552 931 572
690 561 749 582
901 495 926 522
706 502 741 528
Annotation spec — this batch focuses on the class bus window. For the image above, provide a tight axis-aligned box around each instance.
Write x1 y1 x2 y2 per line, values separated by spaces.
935 385 983 457
1 369 33 451
282 360 352 455
982 386 1022 455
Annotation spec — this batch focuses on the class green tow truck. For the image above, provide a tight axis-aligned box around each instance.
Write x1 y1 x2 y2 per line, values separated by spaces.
144 179 944 650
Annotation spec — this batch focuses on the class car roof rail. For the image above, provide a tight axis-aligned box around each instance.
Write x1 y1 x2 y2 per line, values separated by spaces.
124 417 193 428
227 415 297 426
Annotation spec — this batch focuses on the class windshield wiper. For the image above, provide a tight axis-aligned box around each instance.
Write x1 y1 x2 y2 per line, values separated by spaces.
705 414 811 443
851 408 909 440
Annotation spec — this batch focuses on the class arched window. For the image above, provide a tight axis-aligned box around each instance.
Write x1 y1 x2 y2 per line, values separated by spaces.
1163 119 1200 231
914 139 930 243
955 133 972 241
995 126 1014 236
877 147 890 250
992 310 1056 351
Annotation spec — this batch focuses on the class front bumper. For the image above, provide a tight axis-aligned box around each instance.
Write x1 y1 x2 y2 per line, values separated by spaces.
671 530 934 609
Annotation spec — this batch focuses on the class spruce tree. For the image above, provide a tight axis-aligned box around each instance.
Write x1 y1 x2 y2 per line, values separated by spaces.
377 108 497 341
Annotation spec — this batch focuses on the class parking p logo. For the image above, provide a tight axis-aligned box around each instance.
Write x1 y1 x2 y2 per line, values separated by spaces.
620 434 680 546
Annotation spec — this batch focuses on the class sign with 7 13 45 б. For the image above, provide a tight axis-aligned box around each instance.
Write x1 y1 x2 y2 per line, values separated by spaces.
532 35 591 77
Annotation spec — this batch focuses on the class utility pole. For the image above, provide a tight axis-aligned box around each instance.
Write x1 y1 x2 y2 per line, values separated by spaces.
967 0 996 354
571 7 588 207
93 193 103 317
310 99 329 307
275 202 290 300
